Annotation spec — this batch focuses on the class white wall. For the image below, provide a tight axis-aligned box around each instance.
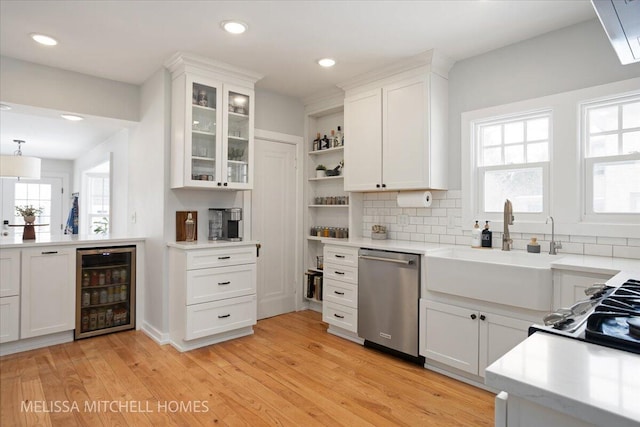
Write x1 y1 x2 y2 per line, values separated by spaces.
448 19 640 189
359 19 640 260
255 89 304 136
0 56 140 122
128 68 170 339
74 128 129 235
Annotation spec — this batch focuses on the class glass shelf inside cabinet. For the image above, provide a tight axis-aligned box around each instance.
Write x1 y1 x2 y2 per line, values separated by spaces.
227 91 250 184
192 82 217 182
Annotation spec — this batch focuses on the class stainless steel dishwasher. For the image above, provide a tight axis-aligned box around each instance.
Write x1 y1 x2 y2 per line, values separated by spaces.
358 248 422 362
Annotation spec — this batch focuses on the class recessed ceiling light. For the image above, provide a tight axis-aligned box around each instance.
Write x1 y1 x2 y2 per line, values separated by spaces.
30 33 58 46
61 114 84 121
318 58 336 68
221 21 248 35
0 104 11 111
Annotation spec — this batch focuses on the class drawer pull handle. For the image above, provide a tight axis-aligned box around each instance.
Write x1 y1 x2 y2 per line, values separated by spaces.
334 291 345 295
334 254 345 258
218 256 231 260
41 251 58 255
334 271 345 275
218 281 231 286
218 314 231 319
334 314 344 319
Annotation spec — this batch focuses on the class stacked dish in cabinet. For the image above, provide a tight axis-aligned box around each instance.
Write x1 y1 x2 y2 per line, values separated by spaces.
76 246 136 339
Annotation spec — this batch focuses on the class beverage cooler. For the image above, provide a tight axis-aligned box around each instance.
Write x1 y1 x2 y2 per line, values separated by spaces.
76 246 136 339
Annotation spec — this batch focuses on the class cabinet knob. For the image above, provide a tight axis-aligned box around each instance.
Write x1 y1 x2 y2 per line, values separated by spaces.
376 184 381 188
223 182 228 187
480 314 486 321
381 184 386 188
217 182 222 186
470 314 477 320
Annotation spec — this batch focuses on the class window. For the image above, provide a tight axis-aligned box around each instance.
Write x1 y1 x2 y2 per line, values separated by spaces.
14 182 53 234
474 111 551 218
583 94 640 219
86 173 110 235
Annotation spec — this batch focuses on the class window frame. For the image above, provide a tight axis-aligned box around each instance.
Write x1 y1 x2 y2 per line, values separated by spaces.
472 109 552 223
581 94 640 224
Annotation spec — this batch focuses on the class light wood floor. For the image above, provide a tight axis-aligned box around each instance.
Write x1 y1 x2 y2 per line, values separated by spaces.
1 310 494 426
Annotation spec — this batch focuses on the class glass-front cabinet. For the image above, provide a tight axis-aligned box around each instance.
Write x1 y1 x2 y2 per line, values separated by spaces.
167 53 259 190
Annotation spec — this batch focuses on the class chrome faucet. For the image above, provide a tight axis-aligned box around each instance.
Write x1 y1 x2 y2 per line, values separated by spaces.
502 199 514 251
546 216 562 255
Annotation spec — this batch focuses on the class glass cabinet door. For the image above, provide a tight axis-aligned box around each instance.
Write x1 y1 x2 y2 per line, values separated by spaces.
190 81 219 183
224 88 253 187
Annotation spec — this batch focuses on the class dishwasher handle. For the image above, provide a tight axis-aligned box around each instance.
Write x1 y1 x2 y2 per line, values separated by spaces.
358 255 413 265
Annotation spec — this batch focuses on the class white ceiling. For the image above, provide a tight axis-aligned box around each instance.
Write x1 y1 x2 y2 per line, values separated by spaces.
0 0 596 160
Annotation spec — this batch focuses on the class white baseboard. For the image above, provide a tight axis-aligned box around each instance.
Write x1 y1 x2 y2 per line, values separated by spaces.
0 331 74 356
169 326 254 352
424 361 497 393
327 325 364 345
141 321 170 345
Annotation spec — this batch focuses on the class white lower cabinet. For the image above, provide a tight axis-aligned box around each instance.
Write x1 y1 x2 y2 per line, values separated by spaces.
322 245 359 336
0 296 20 343
169 243 257 351
422 300 531 377
21 247 75 339
0 249 20 343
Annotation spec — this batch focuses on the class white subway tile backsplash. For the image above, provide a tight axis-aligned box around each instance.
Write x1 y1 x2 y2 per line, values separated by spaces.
584 244 613 257
440 199 456 208
597 237 627 245
439 234 456 244
359 190 636 259
613 245 640 260
570 235 597 244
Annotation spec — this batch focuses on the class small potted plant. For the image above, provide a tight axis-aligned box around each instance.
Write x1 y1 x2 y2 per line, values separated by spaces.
315 164 327 178
15 205 43 224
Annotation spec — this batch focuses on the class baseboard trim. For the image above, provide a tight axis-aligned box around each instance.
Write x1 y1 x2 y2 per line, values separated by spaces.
141 321 170 345
0 331 74 356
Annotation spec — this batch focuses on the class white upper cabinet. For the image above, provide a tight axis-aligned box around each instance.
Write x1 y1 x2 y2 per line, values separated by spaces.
340 50 452 192
166 53 261 190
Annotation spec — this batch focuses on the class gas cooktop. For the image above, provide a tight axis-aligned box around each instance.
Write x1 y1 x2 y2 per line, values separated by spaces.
530 272 640 355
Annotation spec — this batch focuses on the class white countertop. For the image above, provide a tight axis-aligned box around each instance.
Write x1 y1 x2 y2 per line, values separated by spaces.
485 332 640 427
322 238 640 273
168 240 259 250
320 237 451 254
550 254 640 275
0 234 145 249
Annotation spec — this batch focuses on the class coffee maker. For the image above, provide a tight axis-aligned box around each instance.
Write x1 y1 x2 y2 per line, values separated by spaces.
209 208 242 241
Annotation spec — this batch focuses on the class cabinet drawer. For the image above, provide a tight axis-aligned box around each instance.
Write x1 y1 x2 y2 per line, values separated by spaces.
186 264 256 305
324 246 359 268
185 295 256 340
186 246 256 270
323 263 357 285
0 296 20 343
323 301 357 333
324 279 357 308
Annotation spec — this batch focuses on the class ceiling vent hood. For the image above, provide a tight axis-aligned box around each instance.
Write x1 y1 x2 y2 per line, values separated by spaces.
591 0 640 65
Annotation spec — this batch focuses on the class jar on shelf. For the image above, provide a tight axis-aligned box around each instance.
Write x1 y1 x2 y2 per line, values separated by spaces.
90 289 99 305
82 290 90 307
120 268 127 283
90 271 98 286
106 308 113 327
82 272 90 287
97 309 106 329
98 272 106 286
112 269 120 284
120 284 127 302
81 310 89 332
89 309 98 330
99 289 108 304
107 286 114 303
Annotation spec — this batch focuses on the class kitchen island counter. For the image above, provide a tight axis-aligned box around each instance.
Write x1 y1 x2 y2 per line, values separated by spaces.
485 331 640 427
0 233 145 249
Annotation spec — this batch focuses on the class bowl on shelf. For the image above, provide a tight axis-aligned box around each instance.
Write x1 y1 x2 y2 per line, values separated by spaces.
325 169 341 177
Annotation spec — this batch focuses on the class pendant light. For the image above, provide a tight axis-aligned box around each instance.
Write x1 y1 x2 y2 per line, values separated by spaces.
0 140 41 179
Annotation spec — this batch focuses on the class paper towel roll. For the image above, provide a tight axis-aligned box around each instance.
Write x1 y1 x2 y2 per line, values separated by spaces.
396 191 432 208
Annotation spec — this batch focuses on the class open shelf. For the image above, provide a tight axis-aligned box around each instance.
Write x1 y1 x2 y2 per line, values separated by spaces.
308 146 344 156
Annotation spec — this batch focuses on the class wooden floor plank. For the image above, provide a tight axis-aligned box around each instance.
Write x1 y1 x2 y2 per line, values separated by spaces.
0 310 494 426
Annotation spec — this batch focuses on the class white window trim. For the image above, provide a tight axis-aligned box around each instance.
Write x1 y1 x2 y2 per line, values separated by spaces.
462 77 640 239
